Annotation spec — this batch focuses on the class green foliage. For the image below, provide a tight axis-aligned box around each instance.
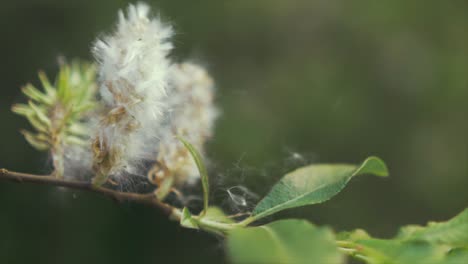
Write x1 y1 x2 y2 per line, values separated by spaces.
11 61 97 177
251 157 388 220
396 209 468 248
12 61 97 150
227 219 343 264
9 60 465 264
12 112 465 264
221 155 466 264
228 208 468 264
201 207 235 224
180 207 234 230
178 137 210 214
337 208 468 264
338 238 468 264
180 207 198 229
355 239 462 264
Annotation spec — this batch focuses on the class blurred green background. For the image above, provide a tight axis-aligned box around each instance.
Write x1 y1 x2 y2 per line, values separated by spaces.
0 0 467 263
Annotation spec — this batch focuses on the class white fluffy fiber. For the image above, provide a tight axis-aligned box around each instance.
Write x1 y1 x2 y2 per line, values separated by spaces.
83 2 218 188
92 2 173 179
155 63 218 184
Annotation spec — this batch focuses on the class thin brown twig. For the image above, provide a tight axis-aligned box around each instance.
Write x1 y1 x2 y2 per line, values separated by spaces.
0 168 180 219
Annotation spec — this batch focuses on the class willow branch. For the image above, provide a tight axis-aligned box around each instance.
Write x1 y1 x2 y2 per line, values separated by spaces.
0 168 181 219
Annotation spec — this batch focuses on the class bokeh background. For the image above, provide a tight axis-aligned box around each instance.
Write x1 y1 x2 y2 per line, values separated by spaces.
0 0 467 263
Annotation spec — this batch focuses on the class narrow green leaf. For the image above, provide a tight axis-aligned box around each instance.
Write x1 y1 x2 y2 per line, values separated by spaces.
178 136 209 214
396 208 468 248
38 71 56 96
11 104 33 116
252 157 388 220
73 102 96 114
180 207 199 229
64 136 87 146
28 101 51 127
22 84 52 105
26 131 50 142
227 219 343 264
57 64 70 101
25 113 49 133
67 123 89 136
21 130 49 151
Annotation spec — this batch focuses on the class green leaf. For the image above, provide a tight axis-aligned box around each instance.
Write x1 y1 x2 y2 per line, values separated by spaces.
64 136 87 145
344 239 468 264
20 130 49 151
337 228 371 241
67 123 89 136
22 84 52 105
180 207 198 229
358 239 449 264
202 207 234 224
25 113 49 133
38 71 56 96
396 208 468 248
252 157 388 220
445 248 468 264
191 207 236 235
28 101 51 127
57 64 70 101
178 137 209 214
227 219 343 264
11 104 33 116
338 209 468 264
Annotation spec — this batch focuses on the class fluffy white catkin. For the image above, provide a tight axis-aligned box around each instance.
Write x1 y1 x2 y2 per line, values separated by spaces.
91 3 173 185
149 63 218 185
